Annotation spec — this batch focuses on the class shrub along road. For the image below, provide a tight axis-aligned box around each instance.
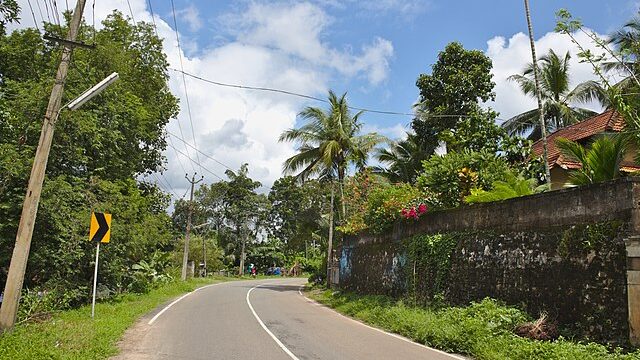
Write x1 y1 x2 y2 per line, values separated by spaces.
113 278 462 359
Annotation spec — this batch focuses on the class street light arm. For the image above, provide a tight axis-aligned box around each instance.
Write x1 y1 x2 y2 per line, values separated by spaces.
67 72 119 111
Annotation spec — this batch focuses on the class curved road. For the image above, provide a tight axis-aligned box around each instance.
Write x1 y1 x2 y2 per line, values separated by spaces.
114 278 463 360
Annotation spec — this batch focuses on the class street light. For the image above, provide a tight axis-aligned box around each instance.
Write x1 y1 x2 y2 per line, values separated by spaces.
67 72 119 111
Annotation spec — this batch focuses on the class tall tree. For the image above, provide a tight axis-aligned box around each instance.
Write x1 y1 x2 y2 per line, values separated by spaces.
502 49 606 140
279 90 383 285
412 42 496 153
267 177 326 256
0 11 178 305
220 164 267 275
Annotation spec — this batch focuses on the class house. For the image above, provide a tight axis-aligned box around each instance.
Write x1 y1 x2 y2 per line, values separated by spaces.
531 109 640 189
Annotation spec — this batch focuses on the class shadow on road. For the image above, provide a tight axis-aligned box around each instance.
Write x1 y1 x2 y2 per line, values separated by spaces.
241 283 306 293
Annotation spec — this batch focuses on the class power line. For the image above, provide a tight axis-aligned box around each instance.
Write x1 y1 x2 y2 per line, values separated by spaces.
147 0 158 38
51 0 61 26
41 0 52 24
169 68 512 121
26 0 41 33
125 0 136 24
152 173 178 198
169 0 203 174
35 0 45 27
166 140 225 181
167 131 234 170
169 68 420 117
168 133 188 174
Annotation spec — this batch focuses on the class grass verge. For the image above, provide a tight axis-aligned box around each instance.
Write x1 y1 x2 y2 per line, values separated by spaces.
306 288 640 360
0 276 234 359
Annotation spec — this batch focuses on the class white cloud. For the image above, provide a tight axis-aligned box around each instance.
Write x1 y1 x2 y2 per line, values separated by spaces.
8 0 394 198
485 30 607 121
223 2 394 85
174 4 202 32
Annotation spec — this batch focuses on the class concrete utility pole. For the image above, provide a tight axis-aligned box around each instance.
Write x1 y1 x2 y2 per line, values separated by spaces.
181 173 203 281
0 0 87 331
524 0 552 187
326 183 334 288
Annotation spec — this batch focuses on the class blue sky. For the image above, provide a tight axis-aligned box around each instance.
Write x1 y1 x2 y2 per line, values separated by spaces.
147 0 637 130
10 0 640 195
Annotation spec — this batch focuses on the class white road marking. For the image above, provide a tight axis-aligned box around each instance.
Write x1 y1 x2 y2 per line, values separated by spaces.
148 282 225 325
297 285 467 360
247 284 300 360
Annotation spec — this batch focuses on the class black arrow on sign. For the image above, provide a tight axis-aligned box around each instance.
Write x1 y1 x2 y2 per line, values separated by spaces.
91 213 109 243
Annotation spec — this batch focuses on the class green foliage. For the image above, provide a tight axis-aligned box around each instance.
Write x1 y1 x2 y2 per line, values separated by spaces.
0 0 19 34
465 172 544 204
339 173 428 235
556 134 630 186
0 12 179 312
309 290 640 360
405 233 458 304
247 238 286 270
412 42 496 153
267 177 327 255
363 183 425 234
129 250 174 294
417 150 511 209
438 108 507 154
373 133 431 183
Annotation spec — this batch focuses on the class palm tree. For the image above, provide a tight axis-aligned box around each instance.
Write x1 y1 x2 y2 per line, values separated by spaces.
556 134 629 186
372 133 429 183
604 16 640 87
279 90 384 286
502 49 607 140
279 91 384 185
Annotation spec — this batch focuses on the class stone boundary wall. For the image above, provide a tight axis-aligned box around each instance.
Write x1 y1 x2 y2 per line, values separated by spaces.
337 177 640 345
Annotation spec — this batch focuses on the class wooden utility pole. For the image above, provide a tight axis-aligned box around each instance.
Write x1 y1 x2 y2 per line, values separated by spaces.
524 0 552 187
0 0 87 331
181 174 203 281
326 183 334 288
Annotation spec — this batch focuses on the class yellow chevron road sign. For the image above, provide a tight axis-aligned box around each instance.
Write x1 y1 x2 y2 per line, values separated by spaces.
89 212 111 243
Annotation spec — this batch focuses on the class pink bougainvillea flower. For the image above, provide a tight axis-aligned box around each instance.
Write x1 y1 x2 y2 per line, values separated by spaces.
401 208 408 217
408 207 417 218
418 203 427 214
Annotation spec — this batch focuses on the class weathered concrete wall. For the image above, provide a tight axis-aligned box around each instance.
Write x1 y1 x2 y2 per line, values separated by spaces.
338 177 640 345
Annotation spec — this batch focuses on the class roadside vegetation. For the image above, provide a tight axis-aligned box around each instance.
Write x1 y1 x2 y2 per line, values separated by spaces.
2 0 640 357
308 289 640 360
0 276 232 360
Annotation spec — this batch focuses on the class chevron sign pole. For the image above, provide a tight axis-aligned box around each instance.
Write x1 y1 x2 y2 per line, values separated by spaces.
89 212 111 318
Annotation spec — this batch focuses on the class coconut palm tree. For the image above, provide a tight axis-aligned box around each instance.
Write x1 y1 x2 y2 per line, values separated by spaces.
279 90 385 192
556 134 629 186
602 16 640 95
279 90 384 286
502 49 607 140
372 133 429 183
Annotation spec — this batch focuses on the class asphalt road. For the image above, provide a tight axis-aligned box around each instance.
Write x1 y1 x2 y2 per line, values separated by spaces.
114 278 464 360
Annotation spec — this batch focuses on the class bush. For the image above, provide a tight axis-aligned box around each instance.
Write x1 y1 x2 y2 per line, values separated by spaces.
340 179 433 235
309 290 640 360
417 149 510 209
464 172 546 204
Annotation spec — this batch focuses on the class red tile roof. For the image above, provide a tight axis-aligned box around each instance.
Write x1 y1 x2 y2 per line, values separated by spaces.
531 109 626 168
